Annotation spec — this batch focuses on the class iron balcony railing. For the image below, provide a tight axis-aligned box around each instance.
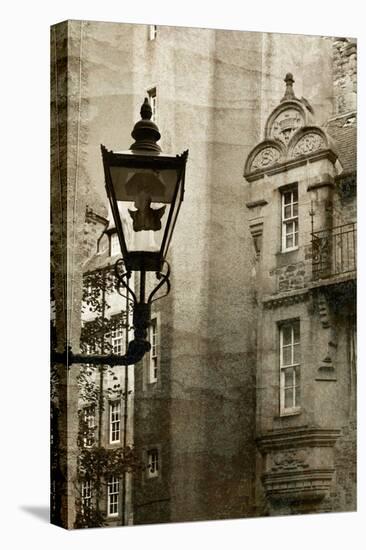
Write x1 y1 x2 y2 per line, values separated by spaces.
311 222 357 280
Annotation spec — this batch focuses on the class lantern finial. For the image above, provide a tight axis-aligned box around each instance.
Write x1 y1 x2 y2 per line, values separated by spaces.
140 97 152 120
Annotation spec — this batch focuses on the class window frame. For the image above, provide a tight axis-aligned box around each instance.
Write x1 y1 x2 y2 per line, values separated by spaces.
111 321 124 355
109 400 121 444
279 319 301 416
146 448 159 479
82 405 96 448
148 24 157 41
81 479 93 515
110 231 120 257
281 186 299 252
107 476 120 517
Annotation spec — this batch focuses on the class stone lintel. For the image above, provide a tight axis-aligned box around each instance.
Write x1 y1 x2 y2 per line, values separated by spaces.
245 199 268 209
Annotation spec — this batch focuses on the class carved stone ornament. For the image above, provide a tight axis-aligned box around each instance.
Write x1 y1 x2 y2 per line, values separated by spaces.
251 147 280 170
258 428 340 505
271 108 303 144
293 132 326 157
271 450 309 472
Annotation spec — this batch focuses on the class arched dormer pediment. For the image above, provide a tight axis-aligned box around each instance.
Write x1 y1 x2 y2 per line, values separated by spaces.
244 139 286 176
265 100 310 145
244 73 338 181
287 126 332 159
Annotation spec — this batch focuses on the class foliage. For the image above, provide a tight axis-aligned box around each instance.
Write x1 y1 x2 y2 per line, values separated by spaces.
74 502 106 529
73 265 138 528
78 446 142 479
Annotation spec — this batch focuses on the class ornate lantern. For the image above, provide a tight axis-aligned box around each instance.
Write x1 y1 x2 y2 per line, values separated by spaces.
101 98 188 274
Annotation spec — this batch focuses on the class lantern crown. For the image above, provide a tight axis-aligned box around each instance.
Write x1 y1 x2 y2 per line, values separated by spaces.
130 97 162 152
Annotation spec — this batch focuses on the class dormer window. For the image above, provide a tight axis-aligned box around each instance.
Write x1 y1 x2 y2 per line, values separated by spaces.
281 186 298 252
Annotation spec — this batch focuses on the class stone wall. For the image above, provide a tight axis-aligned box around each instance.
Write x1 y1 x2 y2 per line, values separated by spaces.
333 38 357 115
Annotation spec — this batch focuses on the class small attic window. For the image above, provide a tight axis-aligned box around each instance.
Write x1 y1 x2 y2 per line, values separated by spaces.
148 25 157 41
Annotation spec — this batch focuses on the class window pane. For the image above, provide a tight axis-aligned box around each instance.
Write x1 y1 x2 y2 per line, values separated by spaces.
295 384 301 407
284 367 293 388
284 204 292 219
286 221 294 235
282 325 292 345
282 346 292 366
293 202 298 216
295 365 300 384
285 388 294 408
293 343 301 364
286 234 294 248
283 191 292 205
293 321 300 342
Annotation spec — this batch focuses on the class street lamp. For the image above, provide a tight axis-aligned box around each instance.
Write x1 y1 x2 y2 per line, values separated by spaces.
53 98 188 366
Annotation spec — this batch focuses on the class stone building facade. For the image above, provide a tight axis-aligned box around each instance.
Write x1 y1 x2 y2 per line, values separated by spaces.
245 68 356 516
50 20 356 528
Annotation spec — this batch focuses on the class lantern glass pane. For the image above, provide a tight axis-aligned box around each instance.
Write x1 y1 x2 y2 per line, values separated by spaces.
110 165 180 254
161 177 184 260
110 166 178 203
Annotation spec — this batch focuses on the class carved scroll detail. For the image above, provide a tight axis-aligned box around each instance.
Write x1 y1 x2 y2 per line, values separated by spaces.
251 147 280 170
293 133 325 157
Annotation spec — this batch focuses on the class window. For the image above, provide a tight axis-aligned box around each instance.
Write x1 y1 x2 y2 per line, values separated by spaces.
81 480 92 514
107 476 120 517
109 401 121 443
279 320 301 415
148 24 157 40
281 187 298 251
82 406 96 448
148 87 157 122
149 317 158 383
110 232 119 256
111 323 124 355
147 448 159 478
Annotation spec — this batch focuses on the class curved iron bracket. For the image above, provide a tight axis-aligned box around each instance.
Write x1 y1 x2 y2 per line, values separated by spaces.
114 259 137 303
148 261 171 303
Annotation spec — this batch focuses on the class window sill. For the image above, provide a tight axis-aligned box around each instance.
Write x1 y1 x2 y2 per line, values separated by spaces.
277 408 302 418
279 247 299 255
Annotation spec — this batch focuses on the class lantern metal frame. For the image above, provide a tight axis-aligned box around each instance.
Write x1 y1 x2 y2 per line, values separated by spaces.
101 145 188 273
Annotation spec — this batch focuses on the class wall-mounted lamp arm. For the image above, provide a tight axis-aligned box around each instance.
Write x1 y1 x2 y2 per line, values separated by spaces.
51 335 151 367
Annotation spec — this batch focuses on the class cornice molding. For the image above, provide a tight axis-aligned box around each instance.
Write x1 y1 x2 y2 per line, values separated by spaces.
257 427 341 452
262 289 309 309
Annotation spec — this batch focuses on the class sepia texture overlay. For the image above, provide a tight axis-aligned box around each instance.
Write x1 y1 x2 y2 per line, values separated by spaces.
50 20 357 529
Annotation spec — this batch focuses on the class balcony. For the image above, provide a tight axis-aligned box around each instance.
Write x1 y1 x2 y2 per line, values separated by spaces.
311 223 357 281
